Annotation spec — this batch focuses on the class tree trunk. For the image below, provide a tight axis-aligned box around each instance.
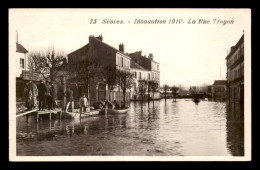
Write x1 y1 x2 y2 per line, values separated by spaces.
123 89 126 106
108 86 111 101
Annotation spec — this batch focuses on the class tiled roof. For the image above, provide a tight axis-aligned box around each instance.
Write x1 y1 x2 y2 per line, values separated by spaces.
68 36 131 59
93 37 131 59
213 80 227 86
16 43 28 53
130 60 149 71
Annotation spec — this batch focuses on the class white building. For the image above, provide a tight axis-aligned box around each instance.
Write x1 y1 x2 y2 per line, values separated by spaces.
15 35 28 77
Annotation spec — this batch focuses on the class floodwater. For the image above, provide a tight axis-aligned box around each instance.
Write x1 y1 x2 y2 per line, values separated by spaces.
16 99 244 156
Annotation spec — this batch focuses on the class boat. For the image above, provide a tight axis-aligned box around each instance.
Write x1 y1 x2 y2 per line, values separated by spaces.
62 109 101 119
193 99 200 103
99 107 129 115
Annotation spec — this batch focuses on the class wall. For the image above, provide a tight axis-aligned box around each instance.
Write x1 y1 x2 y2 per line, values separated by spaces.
16 52 27 77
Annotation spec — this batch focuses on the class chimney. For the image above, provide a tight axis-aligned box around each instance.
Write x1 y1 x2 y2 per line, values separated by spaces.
119 43 124 53
148 53 154 61
231 46 235 52
95 34 103 41
16 30 18 43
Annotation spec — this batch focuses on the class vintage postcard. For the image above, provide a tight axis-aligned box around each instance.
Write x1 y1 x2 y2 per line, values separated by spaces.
9 8 251 161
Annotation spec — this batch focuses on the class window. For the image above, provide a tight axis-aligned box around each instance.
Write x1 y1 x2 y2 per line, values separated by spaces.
139 72 142 79
157 65 159 70
121 57 123 67
148 73 150 80
20 58 24 69
135 72 137 78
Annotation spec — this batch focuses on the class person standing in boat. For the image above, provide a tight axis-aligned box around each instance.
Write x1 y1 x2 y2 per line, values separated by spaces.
113 100 120 110
65 87 74 112
38 79 47 111
79 93 88 114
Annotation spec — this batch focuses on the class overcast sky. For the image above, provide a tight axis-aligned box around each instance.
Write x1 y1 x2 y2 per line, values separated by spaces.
9 9 250 88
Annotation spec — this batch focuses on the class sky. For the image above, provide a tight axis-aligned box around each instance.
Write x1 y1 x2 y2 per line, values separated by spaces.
9 9 250 88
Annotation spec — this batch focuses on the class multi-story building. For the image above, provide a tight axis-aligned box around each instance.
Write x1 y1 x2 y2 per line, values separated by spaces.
211 80 226 100
226 34 244 104
130 60 152 100
66 35 161 104
129 52 160 83
15 38 28 78
14 34 29 101
128 51 160 100
67 35 131 105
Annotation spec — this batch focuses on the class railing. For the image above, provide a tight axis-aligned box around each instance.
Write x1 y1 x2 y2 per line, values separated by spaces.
230 55 244 70
228 75 244 84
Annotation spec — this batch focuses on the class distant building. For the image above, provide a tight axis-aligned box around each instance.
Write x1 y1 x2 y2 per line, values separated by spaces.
129 51 160 100
130 60 155 100
211 80 226 100
226 34 244 104
129 51 160 83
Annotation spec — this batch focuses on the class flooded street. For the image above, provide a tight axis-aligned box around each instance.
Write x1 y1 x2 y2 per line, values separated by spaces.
16 99 244 156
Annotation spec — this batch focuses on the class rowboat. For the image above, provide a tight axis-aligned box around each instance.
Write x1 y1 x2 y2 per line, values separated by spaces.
99 108 129 115
62 109 101 119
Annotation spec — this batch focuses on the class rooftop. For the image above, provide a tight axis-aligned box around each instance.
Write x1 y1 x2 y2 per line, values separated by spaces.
213 80 227 86
16 43 28 53
130 60 149 71
226 34 244 60
68 36 131 59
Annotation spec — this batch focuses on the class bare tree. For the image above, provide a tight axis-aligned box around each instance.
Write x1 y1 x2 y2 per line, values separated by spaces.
163 84 169 101
148 80 159 101
27 47 67 82
77 59 102 100
116 70 135 107
138 79 147 102
102 66 117 101
171 86 179 102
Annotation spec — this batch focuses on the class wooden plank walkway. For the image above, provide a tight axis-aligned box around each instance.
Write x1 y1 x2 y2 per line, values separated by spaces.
16 109 38 118
36 109 62 122
16 109 62 123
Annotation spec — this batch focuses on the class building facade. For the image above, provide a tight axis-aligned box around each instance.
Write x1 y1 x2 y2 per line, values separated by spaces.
66 35 161 105
15 35 29 101
15 41 28 78
67 35 131 106
128 51 160 100
211 80 226 100
226 34 244 104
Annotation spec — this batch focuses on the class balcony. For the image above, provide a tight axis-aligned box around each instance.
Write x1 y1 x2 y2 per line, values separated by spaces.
228 75 244 84
230 55 244 70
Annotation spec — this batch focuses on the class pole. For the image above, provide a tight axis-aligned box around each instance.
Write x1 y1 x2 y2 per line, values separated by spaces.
62 76 66 110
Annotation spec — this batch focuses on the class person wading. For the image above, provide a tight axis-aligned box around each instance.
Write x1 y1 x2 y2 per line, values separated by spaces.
38 79 46 111
65 87 74 112
50 82 57 110
44 81 52 110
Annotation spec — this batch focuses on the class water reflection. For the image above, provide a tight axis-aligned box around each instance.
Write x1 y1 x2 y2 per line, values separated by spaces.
16 99 244 156
226 103 244 156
